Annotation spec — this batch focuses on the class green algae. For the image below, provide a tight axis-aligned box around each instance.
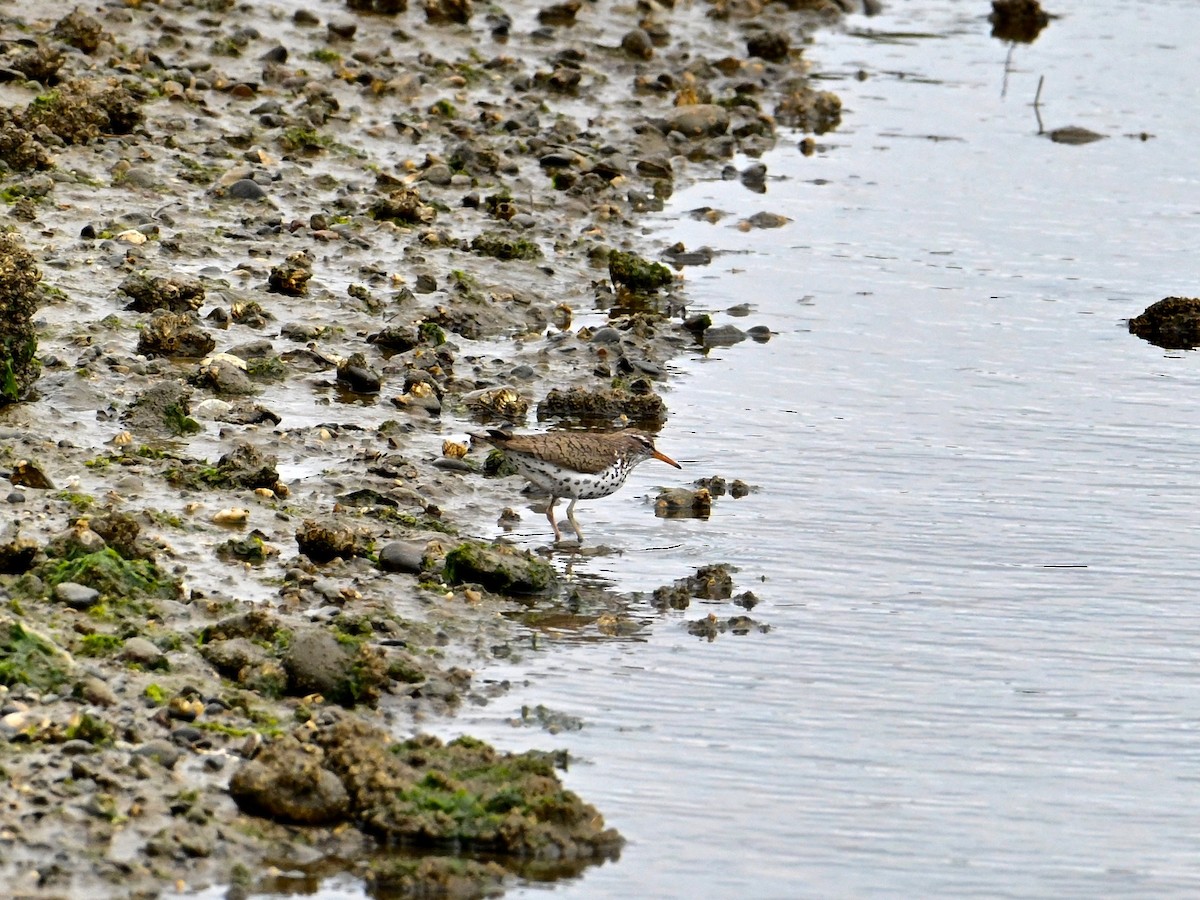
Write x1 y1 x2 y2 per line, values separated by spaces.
0 620 71 691
607 249 673 292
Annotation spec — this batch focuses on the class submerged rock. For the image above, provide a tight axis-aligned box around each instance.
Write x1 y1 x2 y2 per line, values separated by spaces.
268 251 314 296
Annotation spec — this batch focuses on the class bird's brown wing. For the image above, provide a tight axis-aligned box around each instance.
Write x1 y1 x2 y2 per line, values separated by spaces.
490 432 621 475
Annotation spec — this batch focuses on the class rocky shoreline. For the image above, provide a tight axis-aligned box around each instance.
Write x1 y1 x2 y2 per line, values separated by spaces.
0 0 852 896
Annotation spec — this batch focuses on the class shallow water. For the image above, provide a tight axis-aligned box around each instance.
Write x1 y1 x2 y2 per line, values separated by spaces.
437 2 1200 898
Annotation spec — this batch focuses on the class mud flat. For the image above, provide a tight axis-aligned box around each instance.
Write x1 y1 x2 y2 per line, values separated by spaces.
0 0 852 895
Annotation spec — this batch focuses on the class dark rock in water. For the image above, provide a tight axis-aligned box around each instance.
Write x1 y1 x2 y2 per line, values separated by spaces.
620 28 653 60
744 211 789 229
118 272 206 312
347 0 406 13
686 614 769 641
608 249 673 292
137 311 216 359
217 441 280 490
226 178 267 200
538 0 581 26
337 352 382 393
653 563 736 609
1129 297 1200 350
442 540 556 595
370 188 435 224
10 459 54 490
655 487 711 518
538 382 666 425
1047 126 1104 145
660 104 730 139
296 518 372 563
123 381 195 435
229 734 350 825
10 43 65 84
989 0 1052 44
424 0 472 24
51 9 109 54
308 711 623 857
747 31 789 63
775 82 842 134
662 243 713 267
378 540 428 574
702 324 747 348
740 162 767 192
268 251 314 296
196 358 257 396
0 235 42 404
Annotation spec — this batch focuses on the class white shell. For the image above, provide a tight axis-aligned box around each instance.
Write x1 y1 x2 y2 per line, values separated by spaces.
212 507 250 525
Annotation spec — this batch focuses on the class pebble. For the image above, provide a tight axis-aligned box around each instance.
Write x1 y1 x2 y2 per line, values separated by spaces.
133 738 182 769
122 636 166 668
227 178 268 200
54 581 101 609
702 324 747 348
379 541 428 573
78 676 118 707
663 104 730 138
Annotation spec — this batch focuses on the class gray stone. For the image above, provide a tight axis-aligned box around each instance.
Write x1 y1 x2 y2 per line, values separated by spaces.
662 104 730 139
378 540 427 574
227 178 268 200
122 636 166 668
54 581 100 609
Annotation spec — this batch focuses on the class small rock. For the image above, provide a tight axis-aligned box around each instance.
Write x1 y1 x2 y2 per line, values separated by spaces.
662 104 730 139
378 540 428 574
134 738 182 768
54 582 101 609
229 735 349 825
122 636 166 669
227 178 268 200
77 675 117 707
621 28 653 60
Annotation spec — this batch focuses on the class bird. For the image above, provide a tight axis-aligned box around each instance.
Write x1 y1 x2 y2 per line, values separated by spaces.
470 428 681 543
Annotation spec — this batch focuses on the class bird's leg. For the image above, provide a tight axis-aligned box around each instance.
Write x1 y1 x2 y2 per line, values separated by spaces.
546 496 562 542
565 498 584 543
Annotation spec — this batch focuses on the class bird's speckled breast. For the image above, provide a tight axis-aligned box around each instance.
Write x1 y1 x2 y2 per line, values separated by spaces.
509 455 630 499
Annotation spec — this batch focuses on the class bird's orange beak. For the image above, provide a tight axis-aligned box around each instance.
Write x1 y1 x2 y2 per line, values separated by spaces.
653 449 682 469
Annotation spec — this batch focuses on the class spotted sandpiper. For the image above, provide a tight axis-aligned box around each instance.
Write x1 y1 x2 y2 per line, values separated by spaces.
471 428 682 542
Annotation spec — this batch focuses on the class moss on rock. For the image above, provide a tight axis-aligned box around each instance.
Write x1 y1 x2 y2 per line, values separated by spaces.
443 541 556 595
0 234 42 403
